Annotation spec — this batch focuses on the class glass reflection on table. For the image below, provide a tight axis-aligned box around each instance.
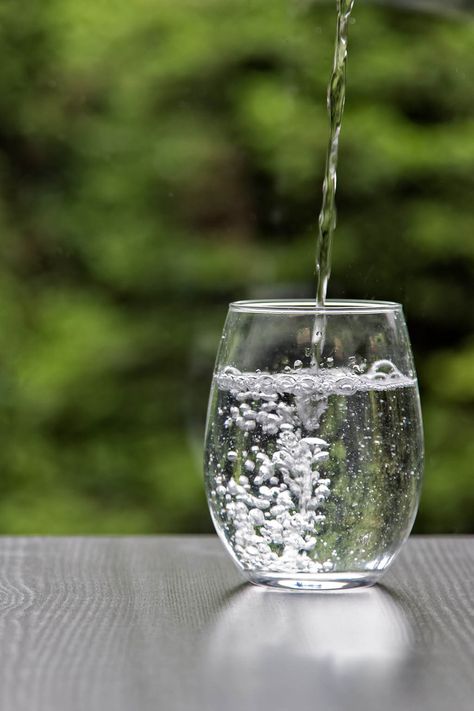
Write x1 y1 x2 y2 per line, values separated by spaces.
200 585 415 710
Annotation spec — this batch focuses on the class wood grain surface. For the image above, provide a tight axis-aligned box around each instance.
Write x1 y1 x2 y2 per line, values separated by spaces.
0 536 472 711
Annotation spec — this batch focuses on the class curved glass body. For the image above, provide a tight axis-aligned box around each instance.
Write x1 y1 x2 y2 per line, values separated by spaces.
204 300 423 590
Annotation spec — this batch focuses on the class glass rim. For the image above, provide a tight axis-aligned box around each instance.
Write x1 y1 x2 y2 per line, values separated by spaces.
229 299 403 315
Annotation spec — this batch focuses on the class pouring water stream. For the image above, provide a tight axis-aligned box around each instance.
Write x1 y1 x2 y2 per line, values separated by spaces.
312 0 356 365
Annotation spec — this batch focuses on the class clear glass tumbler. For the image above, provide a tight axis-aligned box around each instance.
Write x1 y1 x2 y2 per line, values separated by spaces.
204 300 423 590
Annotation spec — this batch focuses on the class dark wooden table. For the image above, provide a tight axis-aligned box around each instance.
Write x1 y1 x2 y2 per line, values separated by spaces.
0 536 472 710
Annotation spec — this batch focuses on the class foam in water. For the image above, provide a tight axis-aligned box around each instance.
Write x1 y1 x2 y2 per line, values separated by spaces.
205 362 421 575
216 360 415 398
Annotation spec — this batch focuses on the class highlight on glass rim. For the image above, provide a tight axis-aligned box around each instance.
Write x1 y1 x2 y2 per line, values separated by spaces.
0 0 472 550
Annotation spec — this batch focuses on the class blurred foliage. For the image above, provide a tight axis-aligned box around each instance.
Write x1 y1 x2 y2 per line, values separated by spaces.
0 0 472 533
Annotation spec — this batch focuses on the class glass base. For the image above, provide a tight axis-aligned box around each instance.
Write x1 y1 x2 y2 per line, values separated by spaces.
245 570 381 592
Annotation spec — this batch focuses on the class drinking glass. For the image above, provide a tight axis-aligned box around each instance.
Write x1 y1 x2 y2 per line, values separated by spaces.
204 300 423 591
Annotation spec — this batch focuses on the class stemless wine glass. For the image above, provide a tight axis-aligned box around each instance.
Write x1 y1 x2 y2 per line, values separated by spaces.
204 300 423 591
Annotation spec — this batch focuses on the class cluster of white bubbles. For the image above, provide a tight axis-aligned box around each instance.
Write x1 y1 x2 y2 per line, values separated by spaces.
211 359 414 574
216 360 415 399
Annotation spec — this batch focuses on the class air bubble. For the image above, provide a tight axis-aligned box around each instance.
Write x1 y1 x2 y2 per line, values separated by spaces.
249 509 265 526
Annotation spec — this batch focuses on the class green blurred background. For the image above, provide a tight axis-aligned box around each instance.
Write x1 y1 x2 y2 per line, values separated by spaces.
0 0 472 534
